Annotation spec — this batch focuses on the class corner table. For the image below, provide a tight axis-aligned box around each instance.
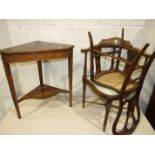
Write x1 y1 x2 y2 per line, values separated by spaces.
0 41 74 118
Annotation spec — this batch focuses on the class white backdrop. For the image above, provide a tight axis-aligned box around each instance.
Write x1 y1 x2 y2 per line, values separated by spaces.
0 19 155 118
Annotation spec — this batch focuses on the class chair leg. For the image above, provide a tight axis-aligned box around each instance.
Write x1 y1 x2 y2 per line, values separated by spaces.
82 77 86 108
112 102 123 135
103 99 111 131
135 98 140 122
112 99 140 135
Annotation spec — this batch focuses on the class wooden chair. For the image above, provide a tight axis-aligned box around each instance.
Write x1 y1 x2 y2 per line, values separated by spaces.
81 29 155 134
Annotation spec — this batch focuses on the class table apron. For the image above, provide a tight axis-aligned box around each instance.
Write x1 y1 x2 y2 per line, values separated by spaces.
4 50 71 63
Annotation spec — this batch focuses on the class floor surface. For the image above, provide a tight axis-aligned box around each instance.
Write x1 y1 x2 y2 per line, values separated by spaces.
0 95 154 135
